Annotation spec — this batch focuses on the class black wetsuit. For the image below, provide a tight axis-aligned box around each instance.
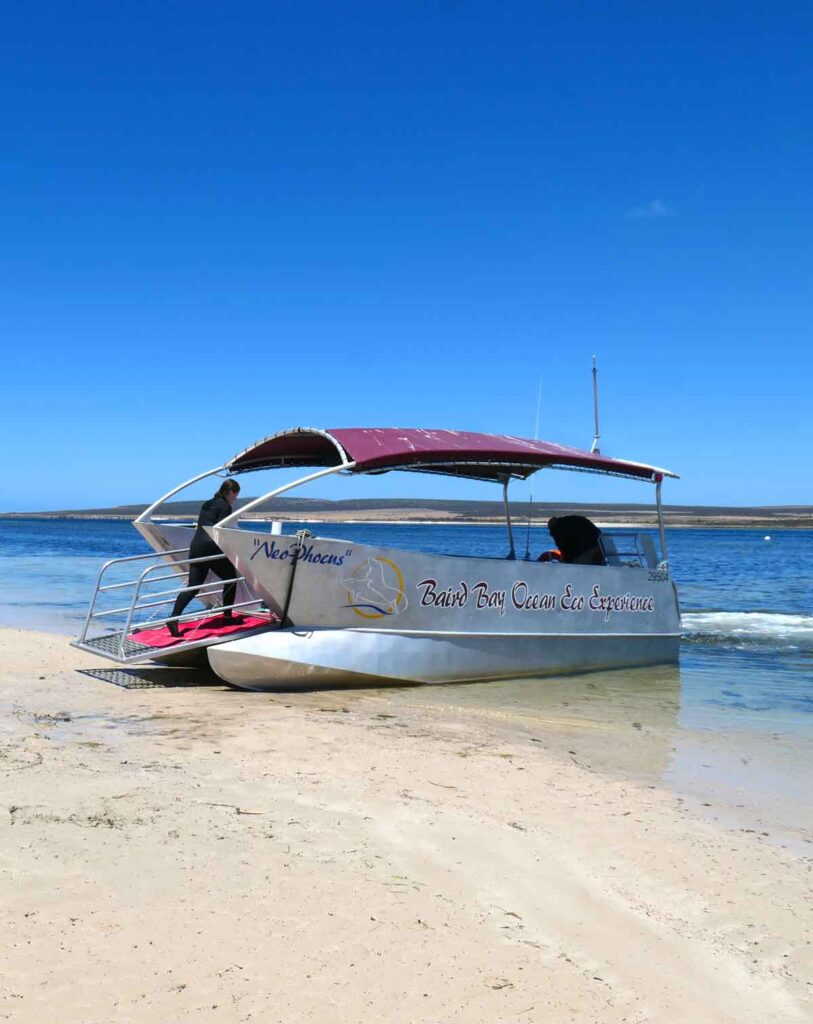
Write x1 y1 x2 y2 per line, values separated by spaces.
169 495 238 622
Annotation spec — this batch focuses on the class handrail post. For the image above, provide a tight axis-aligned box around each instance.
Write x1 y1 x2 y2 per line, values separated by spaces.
119 576 142 659
78 561 110 644
502 478 516 560
655 476 668 567
119 558 170 657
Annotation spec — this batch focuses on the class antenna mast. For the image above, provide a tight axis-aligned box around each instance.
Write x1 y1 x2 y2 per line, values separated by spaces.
590 355 601 453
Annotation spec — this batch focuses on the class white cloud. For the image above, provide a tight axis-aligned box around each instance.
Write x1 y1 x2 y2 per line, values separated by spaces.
627 199 673 220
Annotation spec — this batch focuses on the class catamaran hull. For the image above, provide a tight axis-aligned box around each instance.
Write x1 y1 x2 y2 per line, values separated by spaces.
207 627 680 690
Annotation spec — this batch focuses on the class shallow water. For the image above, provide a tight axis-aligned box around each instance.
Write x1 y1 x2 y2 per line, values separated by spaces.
1 518 811 844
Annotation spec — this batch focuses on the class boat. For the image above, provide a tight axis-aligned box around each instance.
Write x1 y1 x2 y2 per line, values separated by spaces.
73 427 681 689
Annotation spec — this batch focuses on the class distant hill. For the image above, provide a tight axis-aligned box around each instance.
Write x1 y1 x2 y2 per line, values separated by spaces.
2 497 812 528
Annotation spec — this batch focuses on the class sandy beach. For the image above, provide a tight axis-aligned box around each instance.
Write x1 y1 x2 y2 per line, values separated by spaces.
1 627 810 1023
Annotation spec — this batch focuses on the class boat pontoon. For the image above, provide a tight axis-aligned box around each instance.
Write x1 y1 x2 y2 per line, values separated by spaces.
73 427 680 689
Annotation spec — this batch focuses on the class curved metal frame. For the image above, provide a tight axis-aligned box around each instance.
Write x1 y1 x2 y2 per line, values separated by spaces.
134 465 227 524
226 426 352 473
215 462 357 530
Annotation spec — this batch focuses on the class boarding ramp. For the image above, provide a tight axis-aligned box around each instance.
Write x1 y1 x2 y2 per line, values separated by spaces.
72 547 276 665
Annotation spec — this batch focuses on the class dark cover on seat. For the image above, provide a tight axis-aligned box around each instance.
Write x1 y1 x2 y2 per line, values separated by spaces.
547 516 605 565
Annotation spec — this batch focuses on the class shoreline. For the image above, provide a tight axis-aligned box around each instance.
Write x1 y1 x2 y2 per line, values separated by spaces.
1 627 810 1021
2 512 812 529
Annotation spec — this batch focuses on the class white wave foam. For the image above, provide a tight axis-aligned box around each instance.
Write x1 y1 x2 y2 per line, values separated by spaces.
682 611 813 644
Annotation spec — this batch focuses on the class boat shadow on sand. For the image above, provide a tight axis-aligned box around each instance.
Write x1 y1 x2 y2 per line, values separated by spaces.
77 663 424 693
78 664 227 690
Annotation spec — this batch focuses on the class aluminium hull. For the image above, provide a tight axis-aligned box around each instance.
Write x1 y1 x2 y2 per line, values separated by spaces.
207 626 681 690
206 526 681 689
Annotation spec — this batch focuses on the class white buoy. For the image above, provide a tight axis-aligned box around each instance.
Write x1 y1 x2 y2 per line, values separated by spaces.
764 535 771 541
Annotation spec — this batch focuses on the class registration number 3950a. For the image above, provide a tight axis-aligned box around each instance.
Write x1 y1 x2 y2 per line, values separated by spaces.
648 569 669 582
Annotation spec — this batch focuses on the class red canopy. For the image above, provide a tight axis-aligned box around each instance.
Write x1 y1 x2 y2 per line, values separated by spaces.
227 427 677 483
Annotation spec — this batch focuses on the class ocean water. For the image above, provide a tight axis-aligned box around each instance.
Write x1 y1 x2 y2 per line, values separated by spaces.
1 518 811 844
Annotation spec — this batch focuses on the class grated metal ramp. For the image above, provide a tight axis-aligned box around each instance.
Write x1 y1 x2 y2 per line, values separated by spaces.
73 616 277 665
78 632 158 661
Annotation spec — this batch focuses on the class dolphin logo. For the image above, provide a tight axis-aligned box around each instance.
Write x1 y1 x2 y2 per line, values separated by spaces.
341 557 408 618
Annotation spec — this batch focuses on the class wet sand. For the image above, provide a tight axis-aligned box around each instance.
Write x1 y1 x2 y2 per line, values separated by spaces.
1 627 810 1022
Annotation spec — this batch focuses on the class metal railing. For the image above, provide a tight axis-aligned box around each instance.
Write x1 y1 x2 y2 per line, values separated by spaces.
75 548 264 661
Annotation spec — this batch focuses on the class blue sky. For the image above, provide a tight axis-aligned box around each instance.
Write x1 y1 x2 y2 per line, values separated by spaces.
2 1 811 511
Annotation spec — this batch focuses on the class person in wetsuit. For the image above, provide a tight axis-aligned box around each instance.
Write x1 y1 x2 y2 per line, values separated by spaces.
166 478 241 637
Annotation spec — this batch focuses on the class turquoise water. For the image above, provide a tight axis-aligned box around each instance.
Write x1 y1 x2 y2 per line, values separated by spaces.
1 518 811 844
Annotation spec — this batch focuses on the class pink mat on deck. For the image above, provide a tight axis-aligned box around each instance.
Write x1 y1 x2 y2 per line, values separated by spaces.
129 613 276 649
